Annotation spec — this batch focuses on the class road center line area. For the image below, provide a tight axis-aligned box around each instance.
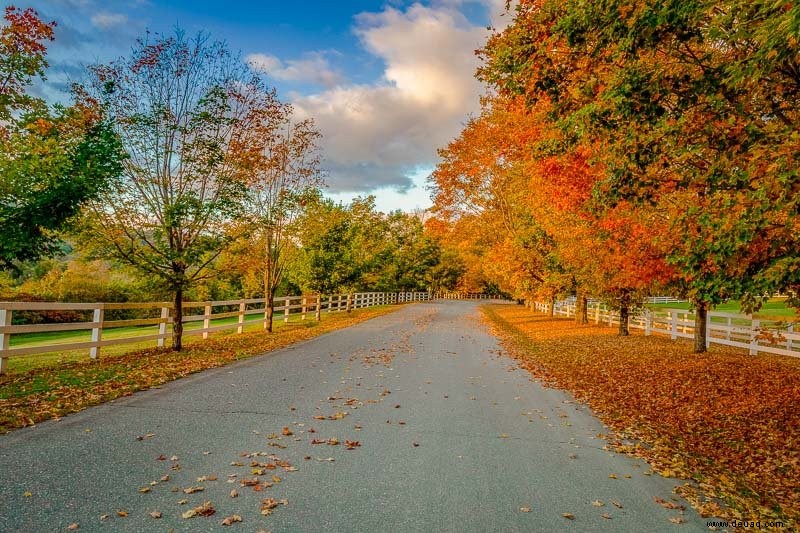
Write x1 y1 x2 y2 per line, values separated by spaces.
0 301 707 532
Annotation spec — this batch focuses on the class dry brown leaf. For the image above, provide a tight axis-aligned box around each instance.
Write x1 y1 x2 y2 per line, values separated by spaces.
562 513 575 520
229 489 238 498
149 511 162 519
519 507 531 513
592 500 604 507
221 514 242 526
116 510 128 517
67 524 79 531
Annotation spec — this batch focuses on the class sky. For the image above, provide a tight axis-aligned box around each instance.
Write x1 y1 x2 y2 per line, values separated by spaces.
20 0 511 213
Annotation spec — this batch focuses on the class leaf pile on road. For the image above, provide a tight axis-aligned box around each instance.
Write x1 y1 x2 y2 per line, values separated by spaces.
482 304 800 529
0 306 397 433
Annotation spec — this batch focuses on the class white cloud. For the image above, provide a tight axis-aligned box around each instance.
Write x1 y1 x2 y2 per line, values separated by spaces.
247 52 344 89
90 12 128 29
289 3 489 193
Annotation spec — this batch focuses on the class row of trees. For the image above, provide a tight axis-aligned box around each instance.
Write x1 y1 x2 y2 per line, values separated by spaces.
428 0 800 352
0 8 462 349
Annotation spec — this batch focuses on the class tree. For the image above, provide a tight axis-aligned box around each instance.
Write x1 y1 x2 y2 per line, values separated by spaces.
81 31 264 350
242 97 323 332
0 8 124 268
479 0 800 350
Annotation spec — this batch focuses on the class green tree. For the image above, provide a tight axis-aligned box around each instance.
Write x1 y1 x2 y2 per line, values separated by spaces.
0 8 124 268
80 31 265 350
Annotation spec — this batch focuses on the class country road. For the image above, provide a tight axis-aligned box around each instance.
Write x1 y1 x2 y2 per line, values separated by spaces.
0 301 707 532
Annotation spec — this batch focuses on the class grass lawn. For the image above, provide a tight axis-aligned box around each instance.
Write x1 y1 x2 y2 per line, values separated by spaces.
0 304 402 433
482 304 800 528
648 297 797 322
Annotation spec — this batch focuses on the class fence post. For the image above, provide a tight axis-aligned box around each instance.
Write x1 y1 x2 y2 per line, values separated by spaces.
644 309 651 336
328 295 333 313
158 306 169 347
670 311 677 340
315 295 321 321
594 304 600 325
90 305 104 359
284 298 290 323
346 293 353 313
788 324 794 352
726 317 732 340
203 304 212 340
301 296 307 320
750 319 760 355
237 300 246 334
0 307 11 374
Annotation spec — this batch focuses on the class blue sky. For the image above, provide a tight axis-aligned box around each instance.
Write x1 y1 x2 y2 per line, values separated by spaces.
21 0 509 212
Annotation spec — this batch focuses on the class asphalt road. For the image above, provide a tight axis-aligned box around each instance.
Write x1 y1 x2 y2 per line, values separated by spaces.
0 301 709 532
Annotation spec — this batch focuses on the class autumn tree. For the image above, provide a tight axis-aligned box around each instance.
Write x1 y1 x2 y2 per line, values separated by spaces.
241 95 323 332
479 0 800 350
81 31 265 350
0 7 125 267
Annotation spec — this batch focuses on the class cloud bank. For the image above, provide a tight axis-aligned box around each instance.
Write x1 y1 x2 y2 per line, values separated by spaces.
258 2 507 194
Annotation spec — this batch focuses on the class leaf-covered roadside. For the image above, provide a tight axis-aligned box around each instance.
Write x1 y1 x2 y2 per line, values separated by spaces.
0 306 399 434
482 304 800 529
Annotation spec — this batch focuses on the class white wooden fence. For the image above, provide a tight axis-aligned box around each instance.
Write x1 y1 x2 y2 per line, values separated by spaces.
533 300 799 358
0 291 432 373
435 292 494 300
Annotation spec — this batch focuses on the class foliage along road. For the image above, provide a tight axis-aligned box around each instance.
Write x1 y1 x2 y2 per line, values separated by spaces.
0 301 707 532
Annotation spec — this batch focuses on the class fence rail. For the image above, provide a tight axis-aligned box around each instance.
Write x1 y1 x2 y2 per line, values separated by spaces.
0 291 432 373
532 300 799 358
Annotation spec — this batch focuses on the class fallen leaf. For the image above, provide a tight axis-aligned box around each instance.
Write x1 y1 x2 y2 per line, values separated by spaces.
602 513 612 519
611 501 623 509
23 491 32 497
592 500 604 507
230 489 238 498
345 440 361 450
149 511 162 519
519 507 531 513
608 473 618 479
178 499 188 505
139 487 150 493
99 515 108 521
116 510 128 517
562 513 575 520
67 524 79 531
183 486 204 494
281 427 293 436
271 475 282 483
221 514 242 526
669 516 686 524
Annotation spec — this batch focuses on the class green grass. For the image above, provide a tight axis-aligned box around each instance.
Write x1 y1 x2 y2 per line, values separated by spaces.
648 298 798 322
4 309 353 374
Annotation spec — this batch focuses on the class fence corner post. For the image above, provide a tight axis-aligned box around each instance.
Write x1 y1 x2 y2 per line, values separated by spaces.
90 304 105 360
0 307 11 374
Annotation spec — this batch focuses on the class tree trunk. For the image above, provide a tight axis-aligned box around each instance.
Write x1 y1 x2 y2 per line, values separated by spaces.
618 305 629 336
172 286 183 351
265 295 274 333
694 300 708 353
549 296 555 318
575 293 588 325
